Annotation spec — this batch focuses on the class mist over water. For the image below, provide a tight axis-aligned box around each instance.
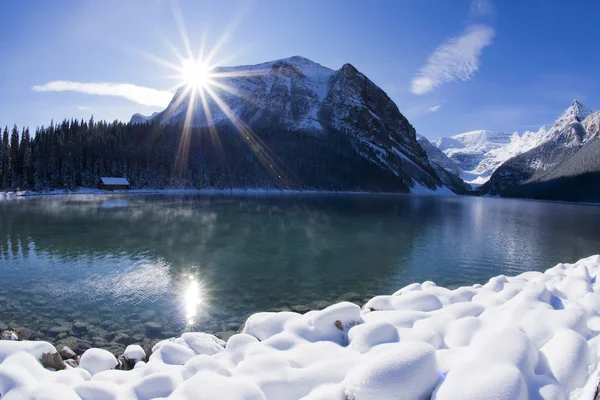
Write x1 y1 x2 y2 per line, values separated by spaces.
1 193 600 346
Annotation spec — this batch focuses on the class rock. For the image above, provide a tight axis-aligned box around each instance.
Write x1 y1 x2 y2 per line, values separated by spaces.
116 354 135 371
56 345 77 359
74 340 92 353
72 321 89 333
40 352 65 371
56 332 68 340
140 310 157 320
47 326 70 337
1 330 17 340
311 300 331 310
215 331 236 342
144 322 163 337
15 327 38 340
114 333 135 345
100 320 114 330
56 336 79 350
337 292 363 304
124 344 147 363
130 333 144 342
91 336 107 344
64 359 79 368
335 320 344 330
104 332 116 341
291 305 311 314
80 348 118 375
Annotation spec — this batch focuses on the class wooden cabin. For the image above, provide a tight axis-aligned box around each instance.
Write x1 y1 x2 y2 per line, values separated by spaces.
98 177 130 191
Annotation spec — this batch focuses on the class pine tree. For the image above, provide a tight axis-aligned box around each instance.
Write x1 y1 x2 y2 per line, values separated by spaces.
1 127 9 189
9 125 20 189
20 127 32 189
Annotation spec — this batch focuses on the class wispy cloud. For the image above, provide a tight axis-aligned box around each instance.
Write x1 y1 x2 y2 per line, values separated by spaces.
411 24 495 95
32 81 173 108
426 104 442 113
470 0 494 18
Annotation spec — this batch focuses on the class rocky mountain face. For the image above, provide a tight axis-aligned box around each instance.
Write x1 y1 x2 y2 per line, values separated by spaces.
417 135 472 194
132 56 448 193
481 101 600 202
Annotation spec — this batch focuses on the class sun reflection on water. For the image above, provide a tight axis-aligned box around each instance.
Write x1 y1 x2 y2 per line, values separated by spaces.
184 274 203 326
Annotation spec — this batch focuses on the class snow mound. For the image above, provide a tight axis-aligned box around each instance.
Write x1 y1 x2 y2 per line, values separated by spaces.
2 256 600 399
79 348 118 376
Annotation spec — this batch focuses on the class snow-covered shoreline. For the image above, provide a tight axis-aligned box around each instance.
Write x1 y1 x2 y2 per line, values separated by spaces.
0 185 455 200
2 255 600 399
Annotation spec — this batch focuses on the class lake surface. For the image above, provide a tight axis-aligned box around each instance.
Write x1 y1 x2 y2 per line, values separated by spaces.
1 193 600 354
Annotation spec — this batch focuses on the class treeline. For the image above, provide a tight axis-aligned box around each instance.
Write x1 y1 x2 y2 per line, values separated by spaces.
0 118 410 192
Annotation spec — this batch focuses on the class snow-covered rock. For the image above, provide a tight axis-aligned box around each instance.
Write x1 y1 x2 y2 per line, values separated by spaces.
123 345 146 364
2 256 600 399
79 348 118 376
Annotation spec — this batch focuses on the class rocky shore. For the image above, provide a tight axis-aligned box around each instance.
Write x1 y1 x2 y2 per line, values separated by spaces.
0 292 367 371
0 289 366 359
1 258 600 399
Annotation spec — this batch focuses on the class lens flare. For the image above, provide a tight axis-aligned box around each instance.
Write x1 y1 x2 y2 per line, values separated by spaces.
129 1 294 187
181 59 211 90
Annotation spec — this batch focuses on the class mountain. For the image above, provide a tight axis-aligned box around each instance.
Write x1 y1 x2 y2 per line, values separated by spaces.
417 135 472 194
434 129 551 187
131 111 159 124
481 101 600 202
132 56 450 193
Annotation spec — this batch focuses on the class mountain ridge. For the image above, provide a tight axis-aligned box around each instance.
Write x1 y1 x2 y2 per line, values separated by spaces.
481 101 600 201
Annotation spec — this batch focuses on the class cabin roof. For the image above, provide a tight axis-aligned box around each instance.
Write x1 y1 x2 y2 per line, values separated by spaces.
100 177 129 185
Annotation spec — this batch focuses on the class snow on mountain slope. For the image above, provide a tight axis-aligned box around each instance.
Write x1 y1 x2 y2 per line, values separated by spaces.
435 100 591 188
417 135 471 194
152 56 335 131
132 56 449 193
434 129 551 187
482 101 600 201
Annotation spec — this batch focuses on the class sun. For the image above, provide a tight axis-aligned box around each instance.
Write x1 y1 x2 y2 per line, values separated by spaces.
180 59 211 90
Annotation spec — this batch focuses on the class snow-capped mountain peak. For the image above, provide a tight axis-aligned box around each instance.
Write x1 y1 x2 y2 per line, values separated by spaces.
131 55 447 193
433 100 597 187
559 99 592 123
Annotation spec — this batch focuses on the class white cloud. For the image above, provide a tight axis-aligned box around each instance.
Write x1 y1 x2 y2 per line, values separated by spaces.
411 24 495 95
77 106 91 111
426 104 442 113
32 81 173 108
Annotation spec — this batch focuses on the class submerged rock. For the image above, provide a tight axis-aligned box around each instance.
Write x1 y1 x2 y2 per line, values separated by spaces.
74 340 92 353
47 326 70 337
114 333 135 345
290 305 311 314
15 327 38 341
144 322 163 337
214 331 236 342
72 321 88 334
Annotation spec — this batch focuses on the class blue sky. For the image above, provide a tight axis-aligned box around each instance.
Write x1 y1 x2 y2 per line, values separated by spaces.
1 0 599 140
